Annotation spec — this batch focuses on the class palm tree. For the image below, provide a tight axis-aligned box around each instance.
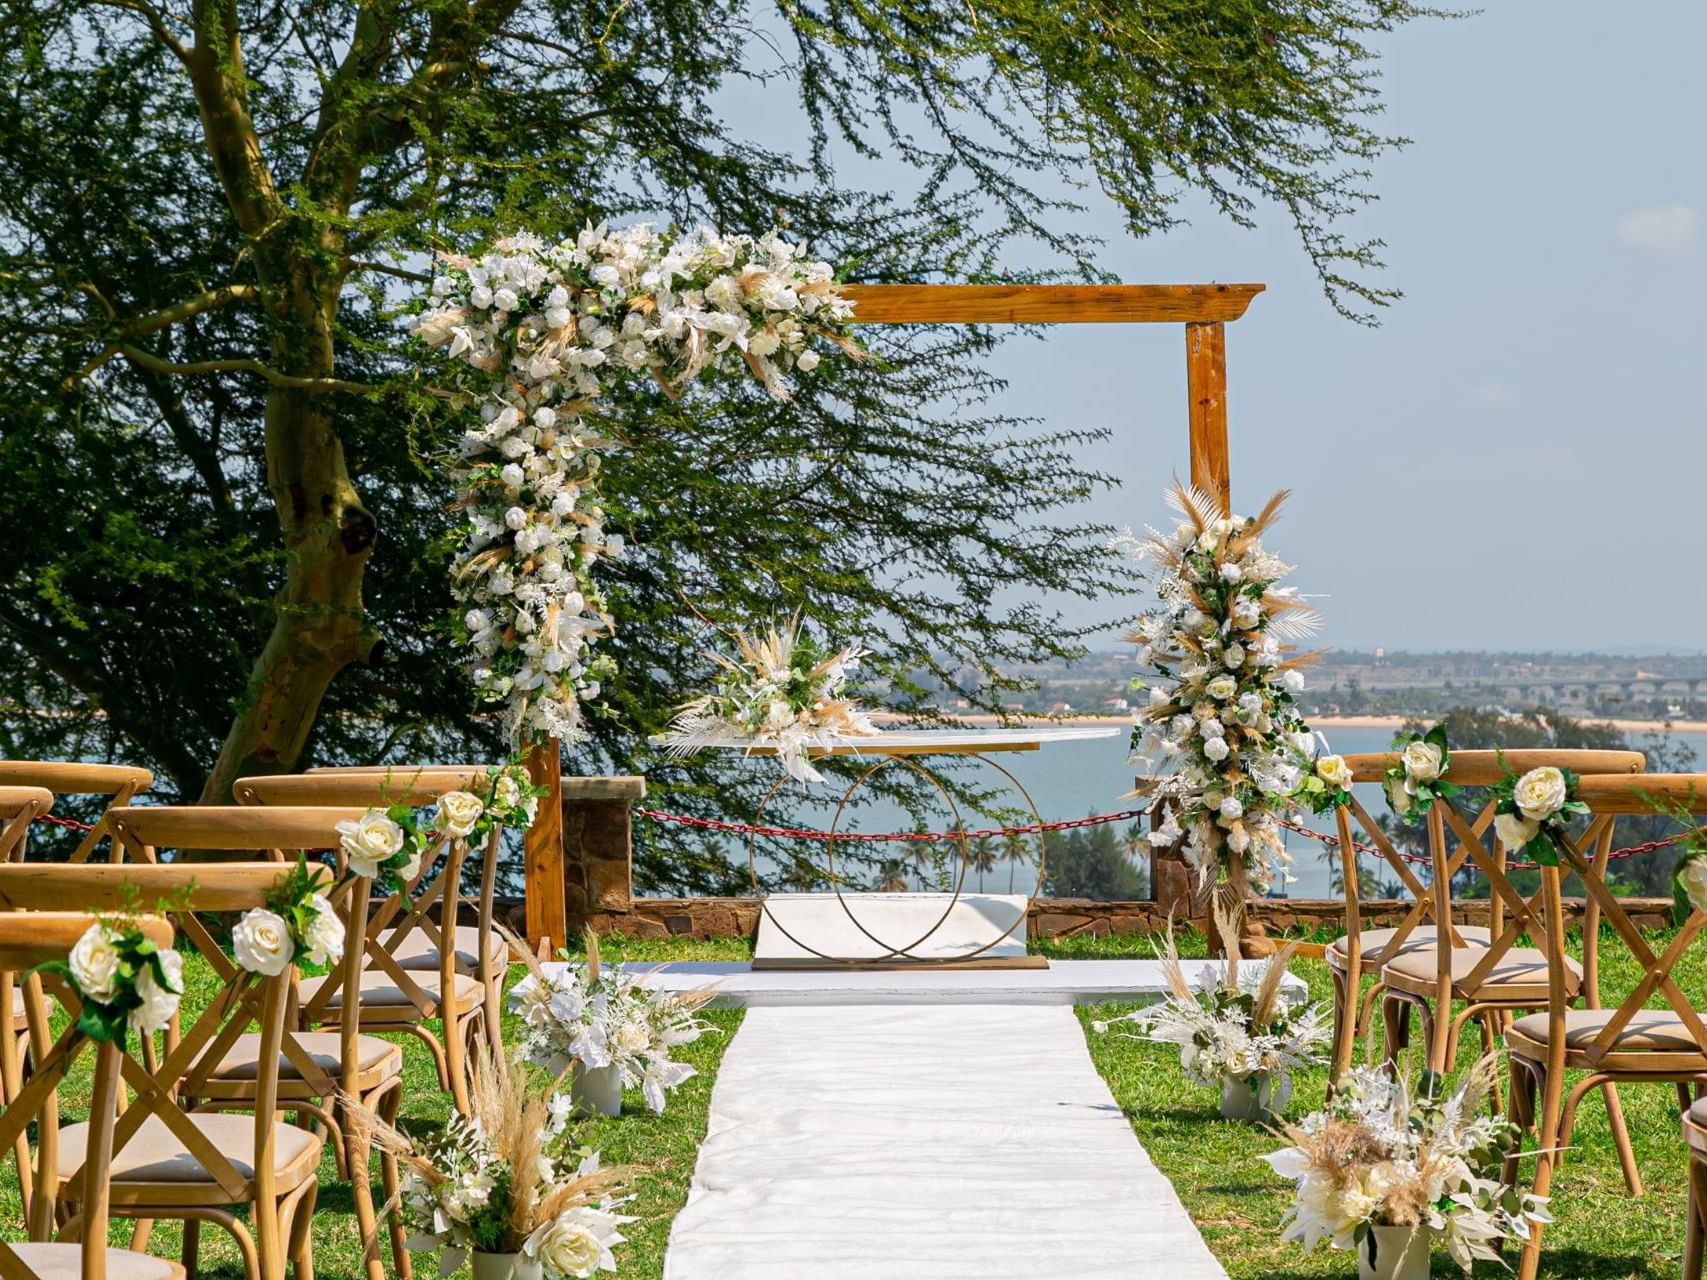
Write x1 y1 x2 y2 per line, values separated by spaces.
876 858 910 893
967 835 999 892
1001 831 1031 892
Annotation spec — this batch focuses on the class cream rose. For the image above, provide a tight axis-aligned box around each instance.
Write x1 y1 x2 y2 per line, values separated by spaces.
69 924 122 1002
435 790 485 839
232 908 295 976
1401 740 1444 787
335 812 406 879
1513 766 1569 822
1203 737 1231 763
1205 674 1238 701
130 948 183 1034
1494 811 1540 853
300 895 346 967
1679 856 1707 917
1316 755 1354 791
526 1212 614 1279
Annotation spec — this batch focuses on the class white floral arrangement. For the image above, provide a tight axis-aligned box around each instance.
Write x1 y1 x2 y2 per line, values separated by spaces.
1093 917 1327 1108
661 614 878 783
231 857 344 976
360 1051 635 1278
1262 1058 1550 1275
509 935 714 1115
1383 723 1459 819
1489 761 1586 864
413 224 861 745
43 917 184 1046
1121 484 1323 891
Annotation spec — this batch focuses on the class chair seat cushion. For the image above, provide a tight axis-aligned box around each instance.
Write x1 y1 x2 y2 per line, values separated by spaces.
200 1031 402 1083
387 924 507 973
1686 1097 1707 1154
6 1244 184 1279
1327 925 1490 969
57 1112 320 1188
1508 1008 1707 1057
1383 945 1580 1002
298 968 483 1013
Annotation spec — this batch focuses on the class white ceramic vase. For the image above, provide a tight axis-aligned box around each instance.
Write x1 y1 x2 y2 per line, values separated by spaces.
1218 1072 1273 1122
1357 1223 1430 1280
571 1061 623 1118
471 1251 543 1280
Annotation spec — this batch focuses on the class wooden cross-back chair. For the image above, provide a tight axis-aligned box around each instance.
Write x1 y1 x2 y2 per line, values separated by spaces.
1504 773 1707 1280
0 763 153 864
0 862 321 1280
0 911 185 1280
1326 749 1643 1088
105 806 409 1280
236 768 506 1082
0 786 56 1214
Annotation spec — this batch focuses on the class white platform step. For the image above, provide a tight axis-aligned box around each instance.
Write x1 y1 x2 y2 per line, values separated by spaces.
752 892 1029 964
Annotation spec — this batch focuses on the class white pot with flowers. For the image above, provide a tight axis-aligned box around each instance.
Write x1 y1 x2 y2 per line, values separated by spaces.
1262 1058 1550 1280
1093 907 1328 1123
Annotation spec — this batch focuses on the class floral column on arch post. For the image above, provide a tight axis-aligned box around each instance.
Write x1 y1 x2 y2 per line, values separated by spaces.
411 224 862 943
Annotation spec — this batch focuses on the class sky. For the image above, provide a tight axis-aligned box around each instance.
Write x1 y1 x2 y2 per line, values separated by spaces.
722 2 1707 654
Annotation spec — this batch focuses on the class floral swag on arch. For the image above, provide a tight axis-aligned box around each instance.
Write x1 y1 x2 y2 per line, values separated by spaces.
413 224 862 744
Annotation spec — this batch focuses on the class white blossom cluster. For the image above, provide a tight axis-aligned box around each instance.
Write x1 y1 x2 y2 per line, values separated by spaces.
510 962 713 1114
1263 1063 1551 1274
1120 486 1324 892
413 224 859 745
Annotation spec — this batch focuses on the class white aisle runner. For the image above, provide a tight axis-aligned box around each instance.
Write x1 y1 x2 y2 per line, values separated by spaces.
663 1003 1227 1280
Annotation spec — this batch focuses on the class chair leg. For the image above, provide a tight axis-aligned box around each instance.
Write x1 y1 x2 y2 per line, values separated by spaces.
1381 995 1410 1070
483 977 504 1058
1516 1053 1565 1280
346 1096 388 1280
131 1219 155 1253
288 1178 318 1280
1687 1156 1707 1280
1476 1015 1504 1115
1328 967 1353 1095
1503 1056 1536 1189
1601 1081 1642 1197
182 1218 201 1280
378 1082 412 1280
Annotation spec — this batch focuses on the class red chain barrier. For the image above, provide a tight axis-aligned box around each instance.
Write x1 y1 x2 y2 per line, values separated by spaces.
40 813 96 832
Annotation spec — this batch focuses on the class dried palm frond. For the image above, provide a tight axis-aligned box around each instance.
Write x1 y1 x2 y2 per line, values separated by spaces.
1252 941 1300 1032
1211 895 1242 990
1156 915 1196 1005
1163 477 1222 535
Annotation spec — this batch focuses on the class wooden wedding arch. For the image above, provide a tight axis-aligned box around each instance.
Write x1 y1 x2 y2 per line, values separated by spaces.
520 281 1265 949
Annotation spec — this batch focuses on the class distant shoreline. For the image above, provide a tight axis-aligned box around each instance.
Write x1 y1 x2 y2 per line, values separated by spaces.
915 712 1707 735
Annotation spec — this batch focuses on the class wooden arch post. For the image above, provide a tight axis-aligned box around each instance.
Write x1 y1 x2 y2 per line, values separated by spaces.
521 281 1264 950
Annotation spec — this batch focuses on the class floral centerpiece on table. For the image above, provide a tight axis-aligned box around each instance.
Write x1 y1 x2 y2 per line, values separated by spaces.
661 614 878 784
1489 760 1586 865
413 224 862 746
1093 909 1328 1116
358 1049 634 1278
44 915 184 1047
1121 483 1324 891
1383 724 1457 820
1262 1058 1550 1276
509 932 715 1115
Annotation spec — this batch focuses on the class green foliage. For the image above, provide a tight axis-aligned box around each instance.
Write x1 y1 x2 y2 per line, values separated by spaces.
1043 818 1150 900
2 0 1441 887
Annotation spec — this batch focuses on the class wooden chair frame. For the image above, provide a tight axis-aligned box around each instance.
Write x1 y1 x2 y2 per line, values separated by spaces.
1504 773 1707 1280
0 863 320 1280
0 786 55 1221
0 762 153 863
0 912 182 1280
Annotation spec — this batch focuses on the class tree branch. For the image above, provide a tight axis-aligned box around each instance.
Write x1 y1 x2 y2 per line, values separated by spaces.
120 282 259 338
115 344 383 395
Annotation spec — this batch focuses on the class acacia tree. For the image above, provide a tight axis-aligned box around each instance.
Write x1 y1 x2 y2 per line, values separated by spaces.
1 1 1438 886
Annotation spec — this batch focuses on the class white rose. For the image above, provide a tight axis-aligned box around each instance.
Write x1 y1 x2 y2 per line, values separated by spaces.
1316 755 1354 790
1679 856 1707 917
1401 739 1444 787
1203 737 1231 762
526 1213 611 1279
1195 530 1217 553
492 287 519 312
1219 562 1243 582
1495 812 1540 853
1280 669 1305 691
335 812 406 879
130 948 183 1034
1218 796 1244 821
1205 674 1238 701
301 895 346 967
1514 766 1569 822
69 924 122 1001
233 909 295 976
436 790 486 839
1223 643 1246 668
796 349 820 372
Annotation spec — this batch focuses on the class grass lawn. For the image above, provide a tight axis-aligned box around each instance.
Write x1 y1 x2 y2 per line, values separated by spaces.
3 934 743 1280
1054 928 1707 1280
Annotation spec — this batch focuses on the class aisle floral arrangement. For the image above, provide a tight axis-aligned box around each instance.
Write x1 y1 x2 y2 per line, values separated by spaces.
46 916 184 1046
1121 483 1323 891
1489 759 1586 864
1383 723 1458 819
661 613 878 783
357 1049 635 1278
231 855 344 976
1092 910 1328 1117
1262 1058 1550 1277
509 932 715 1115
413 224 862 746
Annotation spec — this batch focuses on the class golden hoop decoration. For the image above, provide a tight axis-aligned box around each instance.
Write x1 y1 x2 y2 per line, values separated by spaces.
743 749 1049 966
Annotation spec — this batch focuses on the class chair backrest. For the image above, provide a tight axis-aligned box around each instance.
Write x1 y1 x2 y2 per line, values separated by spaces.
0 762 153 862
235 770 503 1010
1534 773 1707 1067
1334 749 1645 971
0 911 172 1278
0 786 54 863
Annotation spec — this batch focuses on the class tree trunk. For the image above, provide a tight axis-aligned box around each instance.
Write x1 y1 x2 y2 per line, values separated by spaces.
200 255 378 803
